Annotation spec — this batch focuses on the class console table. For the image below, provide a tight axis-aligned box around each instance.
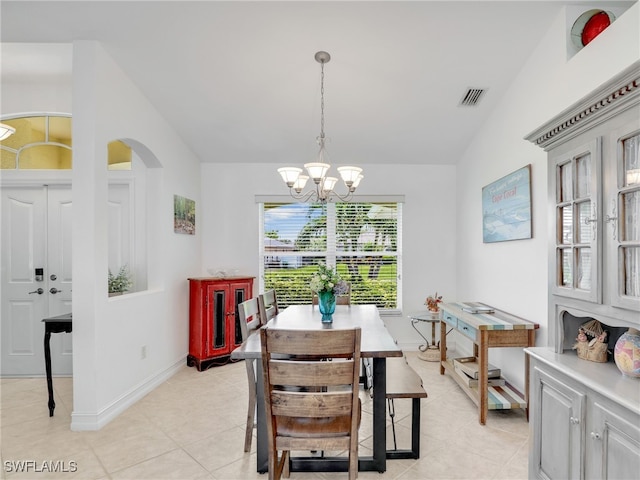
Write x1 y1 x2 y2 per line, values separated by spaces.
42 313 72 416
439 302 538 424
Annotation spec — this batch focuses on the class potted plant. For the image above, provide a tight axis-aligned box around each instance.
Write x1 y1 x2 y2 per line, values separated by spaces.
425 292 443 314
108 265 132 296
310 262 349 323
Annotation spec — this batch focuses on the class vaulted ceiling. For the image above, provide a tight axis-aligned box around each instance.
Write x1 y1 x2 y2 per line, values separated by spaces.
1 1 634 165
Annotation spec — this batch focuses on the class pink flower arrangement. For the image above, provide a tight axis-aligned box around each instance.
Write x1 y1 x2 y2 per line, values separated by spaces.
425 292 442 312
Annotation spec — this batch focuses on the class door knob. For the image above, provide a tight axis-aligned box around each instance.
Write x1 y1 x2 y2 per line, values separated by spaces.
29 288 44 295
49 288 62 294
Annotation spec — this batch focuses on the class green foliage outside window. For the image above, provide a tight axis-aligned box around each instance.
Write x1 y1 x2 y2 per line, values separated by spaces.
262 202 399 310
263 261 397 309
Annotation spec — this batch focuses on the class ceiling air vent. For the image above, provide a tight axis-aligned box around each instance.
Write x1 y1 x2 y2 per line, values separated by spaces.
459 88 486 107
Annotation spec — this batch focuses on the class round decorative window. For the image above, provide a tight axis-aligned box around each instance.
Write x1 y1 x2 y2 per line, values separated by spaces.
570 9 615 51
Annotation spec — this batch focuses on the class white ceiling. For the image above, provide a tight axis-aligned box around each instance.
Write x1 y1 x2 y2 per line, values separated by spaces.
0 1 635 165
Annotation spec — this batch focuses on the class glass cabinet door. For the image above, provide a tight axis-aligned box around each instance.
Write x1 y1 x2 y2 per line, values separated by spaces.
608 126 640 312
212 289 227 349
233 285 247 346
551 138 601 303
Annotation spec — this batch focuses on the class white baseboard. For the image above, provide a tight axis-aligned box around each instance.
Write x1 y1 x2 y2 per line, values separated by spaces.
70 357 184 431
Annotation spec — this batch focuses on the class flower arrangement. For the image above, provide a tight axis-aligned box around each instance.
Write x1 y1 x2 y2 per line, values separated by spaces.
425 292 443 312
108 265 133 294
309 262 349 295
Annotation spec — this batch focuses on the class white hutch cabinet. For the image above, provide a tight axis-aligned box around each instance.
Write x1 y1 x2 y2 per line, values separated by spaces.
525 61 640 480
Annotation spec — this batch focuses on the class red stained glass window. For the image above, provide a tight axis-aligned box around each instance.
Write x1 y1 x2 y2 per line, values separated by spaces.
582 11 611 46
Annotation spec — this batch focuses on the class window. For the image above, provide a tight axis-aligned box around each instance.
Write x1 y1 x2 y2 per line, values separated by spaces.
260 201 402 312
108 140 133 170
1 115 72 169
0 116 132 171
553 140 600 304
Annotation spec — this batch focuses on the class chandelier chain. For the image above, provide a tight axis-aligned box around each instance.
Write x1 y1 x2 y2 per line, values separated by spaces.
319 60 325 145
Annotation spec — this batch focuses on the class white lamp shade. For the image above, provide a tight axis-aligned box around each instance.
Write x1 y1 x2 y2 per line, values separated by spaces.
304 162 330 181
337 166 363 185
352 174 364 189
278 167 302 186
293 175 309 191
0 123 16 141
322 176 338 192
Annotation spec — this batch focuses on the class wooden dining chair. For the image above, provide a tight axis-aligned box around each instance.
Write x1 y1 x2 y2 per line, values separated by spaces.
260 327 362 480
258 289 279 323
238 297 263 452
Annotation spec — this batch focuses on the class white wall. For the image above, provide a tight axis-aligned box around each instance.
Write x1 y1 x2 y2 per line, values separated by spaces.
1 80 72 115
1 43 72 114
69 41 202 430
455 4 640 390
200 162 457 347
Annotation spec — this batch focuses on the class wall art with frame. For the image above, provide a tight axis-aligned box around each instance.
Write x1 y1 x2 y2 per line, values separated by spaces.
174 195 196 235
482 164 532 243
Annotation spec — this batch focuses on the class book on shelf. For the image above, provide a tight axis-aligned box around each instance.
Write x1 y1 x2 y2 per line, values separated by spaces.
453 364 506 387
453 356 501 379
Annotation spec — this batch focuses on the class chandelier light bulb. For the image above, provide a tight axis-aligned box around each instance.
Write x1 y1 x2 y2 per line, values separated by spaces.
293 175 309 193
337 166 363 187
304 162 330 183
278 167 302 187
322 177 338 192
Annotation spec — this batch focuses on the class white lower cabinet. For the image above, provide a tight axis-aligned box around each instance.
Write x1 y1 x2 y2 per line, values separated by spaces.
588 402 640 480
531 366 585 479
528 348 640 480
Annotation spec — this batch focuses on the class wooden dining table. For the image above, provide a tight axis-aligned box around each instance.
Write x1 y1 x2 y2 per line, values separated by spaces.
230 304 403 474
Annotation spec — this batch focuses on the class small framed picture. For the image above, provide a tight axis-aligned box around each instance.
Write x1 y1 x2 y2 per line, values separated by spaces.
174 195 195 235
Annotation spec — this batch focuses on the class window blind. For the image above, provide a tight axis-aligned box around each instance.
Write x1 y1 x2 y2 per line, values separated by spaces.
259 201 402 311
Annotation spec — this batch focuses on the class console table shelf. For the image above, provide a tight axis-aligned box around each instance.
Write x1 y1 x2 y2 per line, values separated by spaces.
442 357 527 410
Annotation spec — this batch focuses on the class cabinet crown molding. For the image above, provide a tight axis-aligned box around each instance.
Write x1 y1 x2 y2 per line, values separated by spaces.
525 60 640 151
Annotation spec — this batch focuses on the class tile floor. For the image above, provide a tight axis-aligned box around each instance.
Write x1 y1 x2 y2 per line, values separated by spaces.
1 352 529 479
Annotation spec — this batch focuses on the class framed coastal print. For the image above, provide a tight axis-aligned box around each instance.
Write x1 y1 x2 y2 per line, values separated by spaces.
482 165 532 243
174 195 196 235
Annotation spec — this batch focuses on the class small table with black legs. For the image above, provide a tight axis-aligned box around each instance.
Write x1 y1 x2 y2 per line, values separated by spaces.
42 313 72 416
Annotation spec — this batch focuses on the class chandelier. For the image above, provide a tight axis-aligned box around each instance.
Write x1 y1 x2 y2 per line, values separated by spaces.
278 51 363 203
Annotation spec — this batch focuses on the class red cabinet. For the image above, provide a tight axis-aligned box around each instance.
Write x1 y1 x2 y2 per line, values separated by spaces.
187 277 254 371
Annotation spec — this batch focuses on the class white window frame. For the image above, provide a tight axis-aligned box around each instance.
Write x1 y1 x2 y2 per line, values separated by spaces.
257 196 403 314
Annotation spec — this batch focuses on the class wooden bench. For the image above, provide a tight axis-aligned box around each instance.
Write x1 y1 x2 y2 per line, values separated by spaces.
385 356 428 460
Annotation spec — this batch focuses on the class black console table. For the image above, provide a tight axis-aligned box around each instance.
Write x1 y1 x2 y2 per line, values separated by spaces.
42 313 72 416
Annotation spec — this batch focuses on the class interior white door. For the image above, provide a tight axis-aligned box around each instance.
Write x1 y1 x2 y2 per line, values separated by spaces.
46 187 73 372
0 186 72 376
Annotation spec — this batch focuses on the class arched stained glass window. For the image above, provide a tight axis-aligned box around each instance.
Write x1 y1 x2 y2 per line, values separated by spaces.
0 115 72 169
108 140 132 170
